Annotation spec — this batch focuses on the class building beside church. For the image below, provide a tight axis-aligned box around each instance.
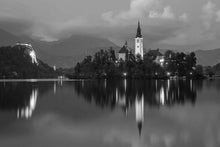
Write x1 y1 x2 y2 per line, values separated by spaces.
147 49 165 67
135 21 144 59
118 41 129 61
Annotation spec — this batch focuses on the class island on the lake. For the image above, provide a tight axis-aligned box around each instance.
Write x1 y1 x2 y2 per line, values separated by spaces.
1 22 220 80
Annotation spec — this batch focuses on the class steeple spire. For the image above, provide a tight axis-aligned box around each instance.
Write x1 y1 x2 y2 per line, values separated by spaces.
125 41 128 47
136 21 142 38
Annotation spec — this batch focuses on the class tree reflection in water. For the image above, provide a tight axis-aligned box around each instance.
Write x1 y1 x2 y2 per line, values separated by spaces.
16 88 38 119
73 79 197 136
0 82 54 119
0 80 198 137
74 79 197 109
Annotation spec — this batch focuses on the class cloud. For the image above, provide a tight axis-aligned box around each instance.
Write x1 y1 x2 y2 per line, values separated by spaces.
216 9 220 22
159 28 215 46
149 6 175 19
100 0 192 47
0 17 33 35
156 1 220 48
1 0 220 49
201 1 216 29
0 13 89 41
102 0 177 24
179 13 189 22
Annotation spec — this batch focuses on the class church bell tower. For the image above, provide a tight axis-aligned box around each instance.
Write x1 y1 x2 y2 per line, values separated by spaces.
135 21 144 59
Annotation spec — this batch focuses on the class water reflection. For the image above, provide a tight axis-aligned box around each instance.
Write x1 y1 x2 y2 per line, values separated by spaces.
17 88 38 119
1 80 220 147
73 79 197 136
54 81 57 94
0 82 54 119
74 79 196 109
135 94 144 136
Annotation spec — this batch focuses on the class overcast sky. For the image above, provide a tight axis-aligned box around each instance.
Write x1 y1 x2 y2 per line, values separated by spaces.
1 0 220 50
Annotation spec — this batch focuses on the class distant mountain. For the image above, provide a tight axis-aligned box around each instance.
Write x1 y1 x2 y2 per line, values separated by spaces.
0 29 119 67
0 29 22 46
0 29 75 68
47 35 118 56
18 39 76 68
43 35 120 66
0 44 57 79
32 35 119 67
195 49 220 66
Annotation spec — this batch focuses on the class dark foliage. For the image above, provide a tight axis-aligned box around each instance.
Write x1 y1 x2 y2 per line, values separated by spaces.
0 46 57 79
73 79 197 110
72 48 198 79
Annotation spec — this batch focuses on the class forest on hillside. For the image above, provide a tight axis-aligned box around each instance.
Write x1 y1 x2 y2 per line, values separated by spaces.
0 46 57 79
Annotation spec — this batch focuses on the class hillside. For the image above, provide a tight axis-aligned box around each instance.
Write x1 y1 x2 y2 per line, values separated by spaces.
46 35 118 56
195 49 220 66
0 44 57 79
0 29 119 67
2 28 220 67
43 35 120 67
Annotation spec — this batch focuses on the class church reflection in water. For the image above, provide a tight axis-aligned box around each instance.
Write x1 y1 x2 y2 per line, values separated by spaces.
74 79 197 136
0 80 197 136
135 94 144 136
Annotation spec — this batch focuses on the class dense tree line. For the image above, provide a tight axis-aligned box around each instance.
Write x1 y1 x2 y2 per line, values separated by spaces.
204 63 220 77
0 46 57 79
72 48 200 79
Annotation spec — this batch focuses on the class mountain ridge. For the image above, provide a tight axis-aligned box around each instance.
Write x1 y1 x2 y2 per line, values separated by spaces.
0 28 119 67
0 28 220 67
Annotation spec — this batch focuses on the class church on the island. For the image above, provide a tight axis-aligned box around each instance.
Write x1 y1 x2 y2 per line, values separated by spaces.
135 21 144 59
118 21 165 67
118 21 144 61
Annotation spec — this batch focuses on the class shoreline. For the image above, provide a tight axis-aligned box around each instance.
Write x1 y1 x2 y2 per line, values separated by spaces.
0 79 85 82
0 77 220 82
0 77 219 82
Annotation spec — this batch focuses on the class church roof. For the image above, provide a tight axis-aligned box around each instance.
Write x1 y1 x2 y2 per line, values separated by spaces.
136 21 142 38
119 46 128 53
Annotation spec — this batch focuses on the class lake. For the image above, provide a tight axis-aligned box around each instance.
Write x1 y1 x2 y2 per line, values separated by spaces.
0 79 220 147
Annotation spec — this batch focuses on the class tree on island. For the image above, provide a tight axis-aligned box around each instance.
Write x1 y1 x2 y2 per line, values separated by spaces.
164 50 196 77
72 48 198 79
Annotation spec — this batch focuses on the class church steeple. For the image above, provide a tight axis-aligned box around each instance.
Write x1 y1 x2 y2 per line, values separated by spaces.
135 21 144 58
136 21 142 38
125 41 128 47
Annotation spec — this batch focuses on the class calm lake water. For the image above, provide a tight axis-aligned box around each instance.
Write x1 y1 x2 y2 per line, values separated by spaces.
0 79 220 147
